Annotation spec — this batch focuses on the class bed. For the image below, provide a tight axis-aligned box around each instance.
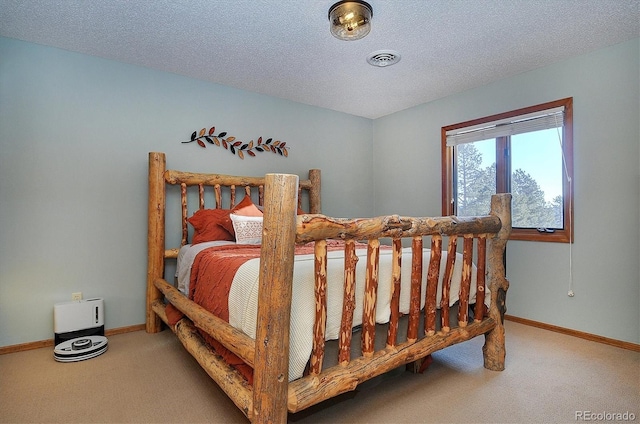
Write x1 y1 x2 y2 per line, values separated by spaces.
146 151 511 423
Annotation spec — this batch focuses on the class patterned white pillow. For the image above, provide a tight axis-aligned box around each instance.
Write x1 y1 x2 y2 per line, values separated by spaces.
230 214 263 244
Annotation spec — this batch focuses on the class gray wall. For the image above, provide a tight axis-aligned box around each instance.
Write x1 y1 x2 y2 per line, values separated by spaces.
373 38 640 344
0 37 373 346
1 36 638 347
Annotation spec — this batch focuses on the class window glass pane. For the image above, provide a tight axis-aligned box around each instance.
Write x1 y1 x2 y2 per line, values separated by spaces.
510 128 564 229
456 139 496 216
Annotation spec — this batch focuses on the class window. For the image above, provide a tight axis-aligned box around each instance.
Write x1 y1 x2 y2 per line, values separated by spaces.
441 98 573 243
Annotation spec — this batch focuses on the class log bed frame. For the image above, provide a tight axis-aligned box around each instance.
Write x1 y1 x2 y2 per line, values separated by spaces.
146 151 511 423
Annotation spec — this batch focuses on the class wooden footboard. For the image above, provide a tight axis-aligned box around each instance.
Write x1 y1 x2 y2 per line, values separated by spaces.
284 193 511 414
146 152 511 423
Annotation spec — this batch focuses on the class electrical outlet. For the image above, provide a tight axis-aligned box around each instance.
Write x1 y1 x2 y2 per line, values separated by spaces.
71 292 82 301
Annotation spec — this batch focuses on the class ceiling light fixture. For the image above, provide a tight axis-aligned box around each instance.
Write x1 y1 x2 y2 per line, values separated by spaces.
328 1 373 41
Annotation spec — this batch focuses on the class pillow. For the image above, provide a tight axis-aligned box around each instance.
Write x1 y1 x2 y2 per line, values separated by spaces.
230 214 263 245
233 196 263 217
221 196 263 236
187 208 234 244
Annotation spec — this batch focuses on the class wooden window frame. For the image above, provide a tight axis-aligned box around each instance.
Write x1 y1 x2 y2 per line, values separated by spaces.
441 98 574 243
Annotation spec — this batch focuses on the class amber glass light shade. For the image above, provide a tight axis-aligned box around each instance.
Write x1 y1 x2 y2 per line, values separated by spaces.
328 1 373 41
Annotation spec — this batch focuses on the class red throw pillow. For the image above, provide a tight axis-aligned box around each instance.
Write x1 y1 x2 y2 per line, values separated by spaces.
187 208 234 244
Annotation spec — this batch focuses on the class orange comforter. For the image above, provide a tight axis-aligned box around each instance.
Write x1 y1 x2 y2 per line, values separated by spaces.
166 242 333 383
167 244 261 382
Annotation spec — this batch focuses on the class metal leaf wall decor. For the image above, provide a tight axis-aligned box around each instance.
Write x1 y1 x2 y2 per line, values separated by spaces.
182 126 289 159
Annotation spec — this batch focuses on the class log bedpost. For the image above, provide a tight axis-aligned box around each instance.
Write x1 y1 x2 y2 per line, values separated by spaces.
147 152 166 334
252 173 298 424
483 193 512 371
308 169 322 214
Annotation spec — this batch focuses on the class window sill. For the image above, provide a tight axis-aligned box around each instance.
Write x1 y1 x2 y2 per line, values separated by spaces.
509 229 572 243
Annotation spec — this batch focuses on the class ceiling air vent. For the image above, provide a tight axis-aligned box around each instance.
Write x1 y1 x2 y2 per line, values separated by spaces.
366 50 401 67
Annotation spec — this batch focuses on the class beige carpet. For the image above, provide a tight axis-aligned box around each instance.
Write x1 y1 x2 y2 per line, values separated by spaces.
0 321 638 423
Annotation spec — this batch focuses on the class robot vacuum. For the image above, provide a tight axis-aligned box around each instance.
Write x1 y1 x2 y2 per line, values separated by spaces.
53 336 108 362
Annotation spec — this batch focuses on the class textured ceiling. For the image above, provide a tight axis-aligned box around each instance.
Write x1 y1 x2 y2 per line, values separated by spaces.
1 0 638 119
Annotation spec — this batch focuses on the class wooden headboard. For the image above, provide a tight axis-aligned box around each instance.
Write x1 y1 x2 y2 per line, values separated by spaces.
148 151 321 256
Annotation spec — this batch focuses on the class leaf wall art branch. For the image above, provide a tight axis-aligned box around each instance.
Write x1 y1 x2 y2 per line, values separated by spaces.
181 126 289 159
